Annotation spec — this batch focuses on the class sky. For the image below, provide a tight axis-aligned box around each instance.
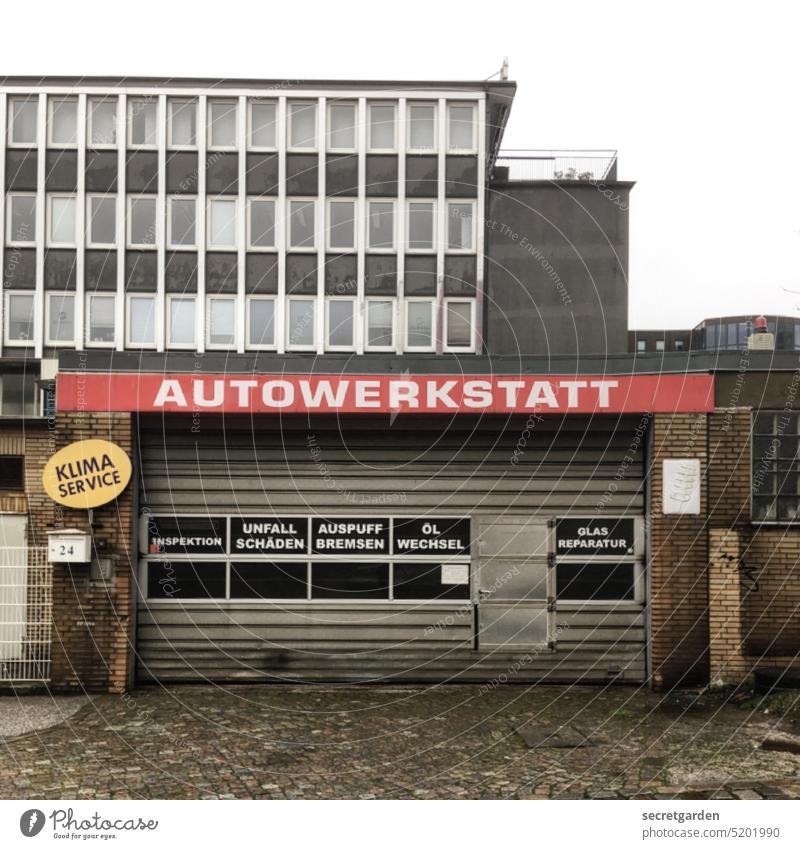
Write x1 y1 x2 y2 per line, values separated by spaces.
5 0 799 329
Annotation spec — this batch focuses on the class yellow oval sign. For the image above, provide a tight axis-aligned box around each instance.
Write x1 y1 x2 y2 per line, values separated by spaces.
42 439 132 510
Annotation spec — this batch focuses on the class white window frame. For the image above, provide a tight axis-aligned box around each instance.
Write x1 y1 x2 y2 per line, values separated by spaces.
406 200 437 253
5 192 37 246
285 296 317 352
248 99 278 151
207 197 239 250
126 293 157 349
287 197 317 252
127 194 158 249
206 294 238 350
447 102 478 154
325 297 357 351
364 297 397 353
443 298 477 353
45 292 76 347
86 193 117 248
207 99 238 151
326 199 357 253
366 199 396 253
47 97 78 148
245 295 277 351
326 101 357 153
406 101 438 153
84 292 116 348
87 97 118 149
46 193 78 248
167 98 198 150
367 101 398 153
127 97 158 149
167 195 198 249
287 101 318 152
445 199 477 254
7 97 37 148
404 298 436 353
246 197 277 251
166 294 198 350
3 291 36 347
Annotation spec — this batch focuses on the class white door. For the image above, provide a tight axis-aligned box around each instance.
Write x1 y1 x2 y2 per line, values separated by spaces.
0 514 28 661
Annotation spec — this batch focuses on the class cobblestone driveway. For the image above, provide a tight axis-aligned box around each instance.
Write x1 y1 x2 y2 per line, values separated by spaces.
1 685 799 799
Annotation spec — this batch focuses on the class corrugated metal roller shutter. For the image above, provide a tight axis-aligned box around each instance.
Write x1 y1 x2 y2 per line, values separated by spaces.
136 413 648 683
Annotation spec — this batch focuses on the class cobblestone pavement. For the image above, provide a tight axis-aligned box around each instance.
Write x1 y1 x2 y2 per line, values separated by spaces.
1 685 799 799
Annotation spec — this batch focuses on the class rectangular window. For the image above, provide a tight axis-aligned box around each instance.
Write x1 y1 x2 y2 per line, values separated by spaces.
47 195 77 247
48 98 78 146
167 296 196 347
127 294 156 347
248 198 276 249
328 200 356 250
46 293 75 345
0 374 37 416
8 98 37 145
407 103 437 152
147 561 226 600
127 196 157 247
288 101 317 150
4 293 35 344
327 102 356 151
288 199 316 249
128 98 157 147
556 562 636 601
208 100 238 149
444 300 475 351
246 296 275 349
208 198 237 249
365 299 394 350
6 194 36 244
367 201 395 250
407 201 435 251
311 563 390 599
446 201 475 251
326 299 355 349
393 562 470 601
87 194 116 246
168 99 197 148
406 299 434 350
86 293 116 346
168 197 197 247
447 103 476 152
230 562 308 599
636 340 647 352
287 298 315 349
207 296 236 348
249 100 277 149
88 98 117 146
0 456 24 489
753 412 800 522
655 339 665 352
368 103 396 151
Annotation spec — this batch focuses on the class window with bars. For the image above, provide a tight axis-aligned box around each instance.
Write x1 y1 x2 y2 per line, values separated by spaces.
752 412 800 521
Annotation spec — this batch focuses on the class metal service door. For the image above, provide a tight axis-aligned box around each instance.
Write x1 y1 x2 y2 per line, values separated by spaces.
475 516 552 649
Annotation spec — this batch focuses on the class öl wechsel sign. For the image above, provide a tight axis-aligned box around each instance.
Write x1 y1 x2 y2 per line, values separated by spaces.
43 439 132 510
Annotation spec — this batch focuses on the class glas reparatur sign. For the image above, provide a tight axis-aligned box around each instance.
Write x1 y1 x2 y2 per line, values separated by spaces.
42 439 132 510
393 518 471 556
555 517 637 556
230 517 308 553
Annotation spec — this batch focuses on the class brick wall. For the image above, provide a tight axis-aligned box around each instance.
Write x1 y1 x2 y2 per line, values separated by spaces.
649 413 710 688
13 413 136 693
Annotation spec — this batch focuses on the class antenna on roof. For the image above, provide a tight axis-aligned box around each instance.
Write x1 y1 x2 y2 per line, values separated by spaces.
501 57 509 80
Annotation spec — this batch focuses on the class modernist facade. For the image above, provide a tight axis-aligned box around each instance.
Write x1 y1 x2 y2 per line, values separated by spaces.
0 76 797 692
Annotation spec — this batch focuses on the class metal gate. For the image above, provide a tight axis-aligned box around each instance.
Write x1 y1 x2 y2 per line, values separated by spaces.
0 547 52 682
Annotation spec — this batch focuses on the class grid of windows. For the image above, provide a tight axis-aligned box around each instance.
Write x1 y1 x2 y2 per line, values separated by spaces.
0 87 483 353
752 412 800 522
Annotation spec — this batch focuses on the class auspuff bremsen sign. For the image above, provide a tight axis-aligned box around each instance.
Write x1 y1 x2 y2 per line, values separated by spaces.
42 439 132 510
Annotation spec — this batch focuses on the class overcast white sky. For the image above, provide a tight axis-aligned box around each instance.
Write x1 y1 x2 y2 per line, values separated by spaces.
6 0 799 328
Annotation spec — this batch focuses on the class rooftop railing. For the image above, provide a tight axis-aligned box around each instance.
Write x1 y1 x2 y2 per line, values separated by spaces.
492 149 618 182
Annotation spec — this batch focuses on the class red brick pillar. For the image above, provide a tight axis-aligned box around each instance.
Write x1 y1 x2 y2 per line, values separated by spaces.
649 413 710 688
